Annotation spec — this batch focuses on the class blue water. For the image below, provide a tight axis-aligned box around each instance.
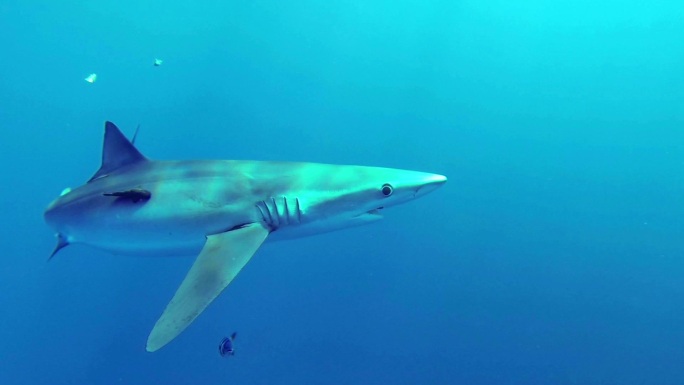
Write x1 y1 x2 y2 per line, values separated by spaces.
2 1 683 383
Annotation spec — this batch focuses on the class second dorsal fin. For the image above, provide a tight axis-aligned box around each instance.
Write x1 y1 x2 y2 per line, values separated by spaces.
89 121 147 182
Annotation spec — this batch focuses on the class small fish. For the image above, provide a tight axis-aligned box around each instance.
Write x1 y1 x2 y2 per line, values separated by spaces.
153 58 163 66
218 332 237 356
85 73 97 83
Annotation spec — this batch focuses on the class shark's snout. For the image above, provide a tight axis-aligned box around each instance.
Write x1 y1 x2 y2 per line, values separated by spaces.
415 173 447 197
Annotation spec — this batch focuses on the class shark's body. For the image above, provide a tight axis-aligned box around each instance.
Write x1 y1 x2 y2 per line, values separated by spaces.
44 122 446 352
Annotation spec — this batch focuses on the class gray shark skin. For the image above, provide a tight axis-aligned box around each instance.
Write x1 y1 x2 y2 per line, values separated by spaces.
44 121 447 352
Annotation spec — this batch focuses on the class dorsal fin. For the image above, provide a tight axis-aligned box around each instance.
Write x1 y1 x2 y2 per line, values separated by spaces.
89 121 147 182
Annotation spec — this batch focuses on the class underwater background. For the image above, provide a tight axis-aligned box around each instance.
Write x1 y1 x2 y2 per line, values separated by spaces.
2 0 683 384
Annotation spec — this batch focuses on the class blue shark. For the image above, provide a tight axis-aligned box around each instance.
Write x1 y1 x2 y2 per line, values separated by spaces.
44 121 447 352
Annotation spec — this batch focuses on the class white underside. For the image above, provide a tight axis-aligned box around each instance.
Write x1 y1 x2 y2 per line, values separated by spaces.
68 210 383 257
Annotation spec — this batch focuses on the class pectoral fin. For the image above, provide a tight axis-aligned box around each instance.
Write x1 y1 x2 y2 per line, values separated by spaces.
146 223 270 352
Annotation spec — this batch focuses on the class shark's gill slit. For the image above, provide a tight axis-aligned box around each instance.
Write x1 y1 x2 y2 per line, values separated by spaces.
256 202 268 223
257 197 300 227
256 200 273 225
270 197 280 226
284 198 290 225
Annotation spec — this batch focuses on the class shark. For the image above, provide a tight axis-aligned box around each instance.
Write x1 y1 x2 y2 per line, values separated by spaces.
43 121 447 352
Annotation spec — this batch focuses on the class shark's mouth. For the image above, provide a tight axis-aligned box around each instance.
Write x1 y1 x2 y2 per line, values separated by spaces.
366 207 384 217
352 208 383 220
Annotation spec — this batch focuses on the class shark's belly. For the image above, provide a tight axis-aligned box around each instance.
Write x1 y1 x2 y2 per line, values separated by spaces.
66 195 260 257
80 225 208 257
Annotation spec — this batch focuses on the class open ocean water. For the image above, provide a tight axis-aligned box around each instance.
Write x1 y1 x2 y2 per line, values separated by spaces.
1 1 683 384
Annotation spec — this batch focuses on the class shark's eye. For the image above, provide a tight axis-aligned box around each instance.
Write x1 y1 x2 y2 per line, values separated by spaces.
381 183 394 197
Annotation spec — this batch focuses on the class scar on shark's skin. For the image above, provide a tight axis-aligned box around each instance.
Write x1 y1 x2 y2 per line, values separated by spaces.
103 188 151 203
